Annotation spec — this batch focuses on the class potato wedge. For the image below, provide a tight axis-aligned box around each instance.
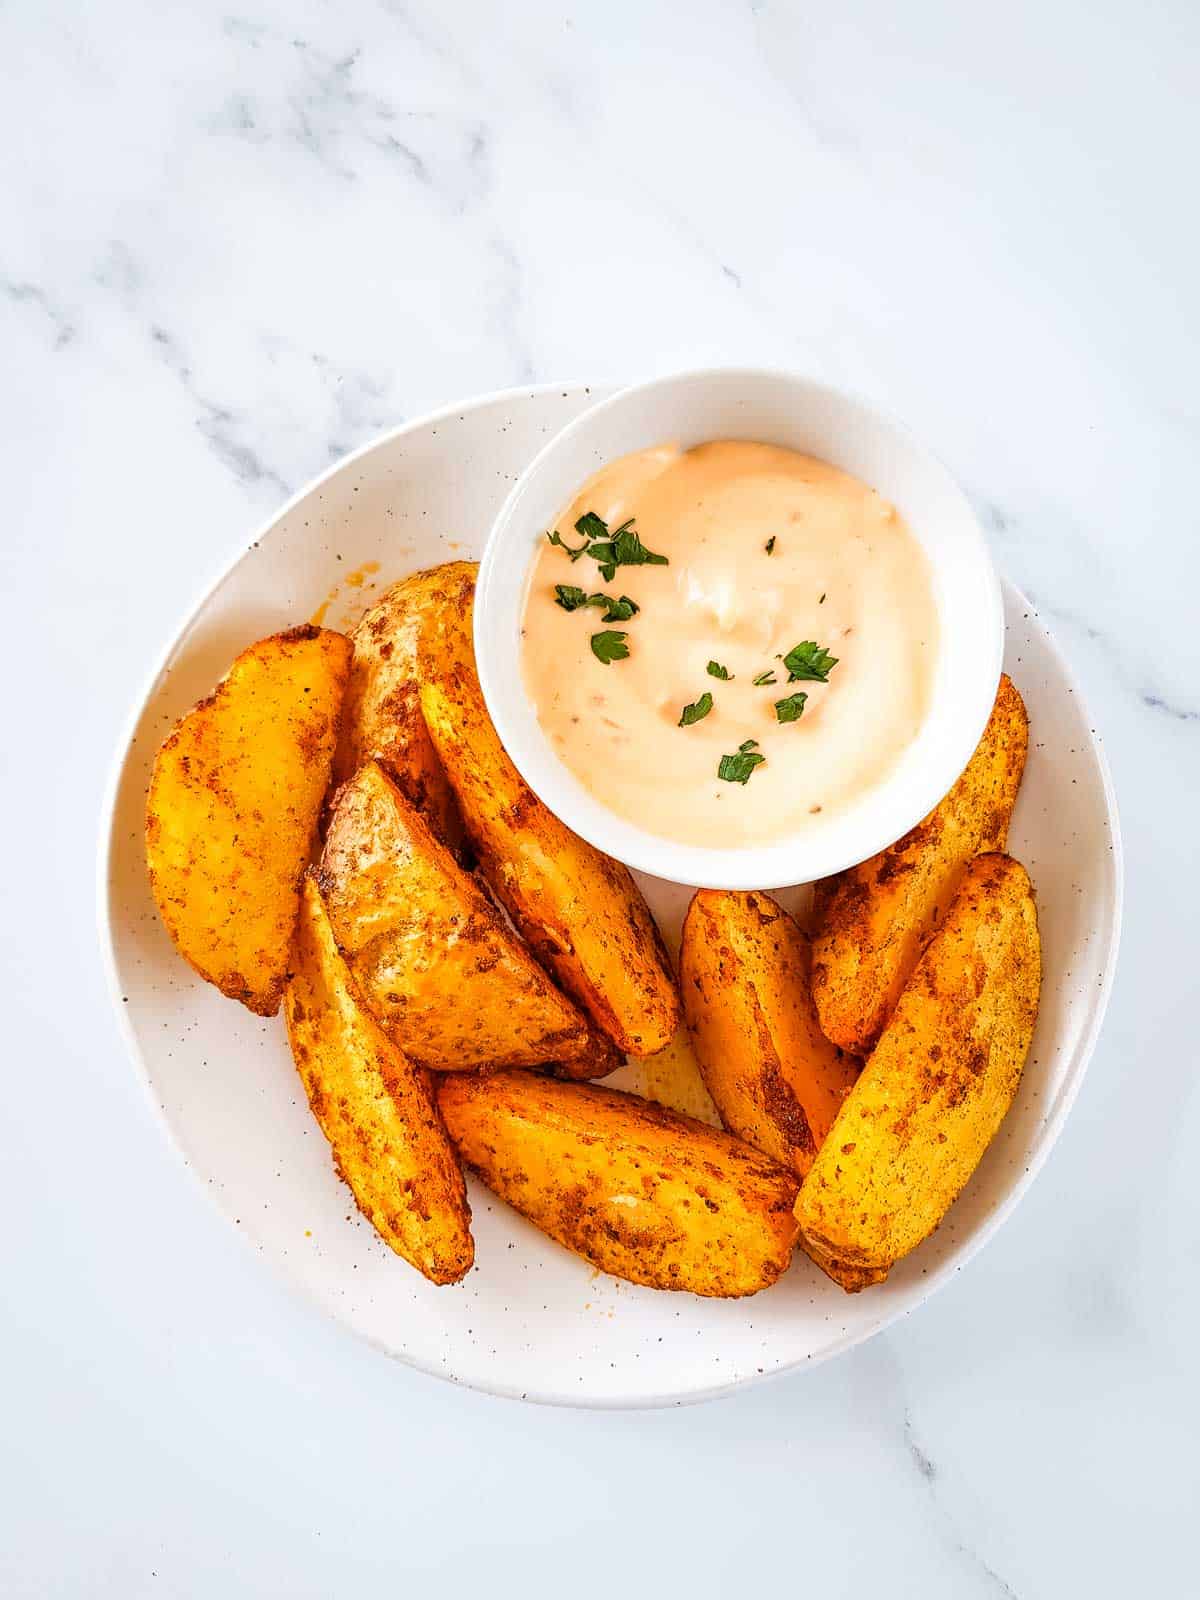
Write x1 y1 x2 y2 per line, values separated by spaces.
285 876 472 1284
811 673 1028 1055
437 1071 801 1297
680 890 859 1175
318 761 590 1071
332 562 475 855
418 586 679 1056
145 624 351 1015
796 853 1041 1291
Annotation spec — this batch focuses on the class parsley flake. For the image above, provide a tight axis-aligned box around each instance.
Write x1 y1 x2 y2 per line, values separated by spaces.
707 660 733 680
589 629 629 665
774 691 808 723
752 669 777 687
781 640 838 683
554 586 639 622
547 511 669 583
717 738 766 785
678 691 713 727
765 536 776 554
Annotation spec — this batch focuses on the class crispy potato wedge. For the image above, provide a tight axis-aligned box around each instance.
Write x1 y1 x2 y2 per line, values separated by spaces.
333 562 476 855
418 588 679 1056
796 853 1041 1291
811 673 1029 1055
438 1071 801 1297
318 761 590 1071
285 876 473 1284
680 890 860 1176
145 624 351 1016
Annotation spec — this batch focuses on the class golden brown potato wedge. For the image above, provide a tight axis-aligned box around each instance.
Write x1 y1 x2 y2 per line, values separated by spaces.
332 562 476 855
811 673 1029 1055
438 1071 801 1297
145 624 351 1016
680 890 860 1176
796 853 1041 1291
285 876 473 1284
418 587 679 1056
318 761 590 1071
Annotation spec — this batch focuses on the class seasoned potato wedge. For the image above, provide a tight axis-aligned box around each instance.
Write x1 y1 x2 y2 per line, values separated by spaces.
333 562 476 855
680 890 860 1176
145 624 351 1015
796 853 1041 1291
318 761 590 1071
438 1071 801 1297
811 673 1028 1055
285 876 472 1284
419 587 679 1056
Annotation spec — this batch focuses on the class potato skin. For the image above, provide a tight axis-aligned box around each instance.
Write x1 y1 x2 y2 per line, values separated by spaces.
796 853 1041 1291
419 585 679 1056
333 562 476 855
811 673 1028 1056
438 1071 801 1297
145 624 351 1016
680 890 859 1176
285 876 473 1284
318 762 590 1071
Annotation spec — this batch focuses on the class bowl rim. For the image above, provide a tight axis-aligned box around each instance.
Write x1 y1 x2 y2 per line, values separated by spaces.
96 380 1123 1409
474 364 1005 890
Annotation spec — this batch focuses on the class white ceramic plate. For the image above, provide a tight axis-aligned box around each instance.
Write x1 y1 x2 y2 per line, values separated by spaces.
100 382 1122 1408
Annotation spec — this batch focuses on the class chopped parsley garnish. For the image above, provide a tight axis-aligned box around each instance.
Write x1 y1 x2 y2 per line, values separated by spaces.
678 691 713 727
554 585 639 622
752 669 777 687
546 528 591 562
781 640 838 683
707 660 732 680
774 691 808 723
590 629 630 665
574 511 610 543
765 536 776 554
547 512 668 583
718 739 766 785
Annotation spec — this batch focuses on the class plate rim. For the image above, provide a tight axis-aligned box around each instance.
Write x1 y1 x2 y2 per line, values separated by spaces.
97 381 1125 1409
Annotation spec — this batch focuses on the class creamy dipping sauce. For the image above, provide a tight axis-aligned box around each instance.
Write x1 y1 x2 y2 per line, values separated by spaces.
520 440 938 848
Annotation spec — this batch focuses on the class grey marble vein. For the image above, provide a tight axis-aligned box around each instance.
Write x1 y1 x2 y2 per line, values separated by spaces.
2 278 76 350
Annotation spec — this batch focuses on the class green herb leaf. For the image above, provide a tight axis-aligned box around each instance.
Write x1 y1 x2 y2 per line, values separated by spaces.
774 691 808 723
553 512 669 583
678 691 713 727
611 520 668 569
781 640 839 683
707 660 732 680
718 741 767 784
574 511 610 542
765 536 776 554
554 585 639 622
546 528 590 561
752 669 777 686
590 629 629 665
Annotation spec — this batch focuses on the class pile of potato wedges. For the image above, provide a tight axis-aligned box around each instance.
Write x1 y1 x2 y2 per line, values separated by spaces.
145 559 1040 1298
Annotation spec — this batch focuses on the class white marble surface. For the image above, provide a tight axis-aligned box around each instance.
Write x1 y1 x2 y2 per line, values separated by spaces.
1 1 1196 1594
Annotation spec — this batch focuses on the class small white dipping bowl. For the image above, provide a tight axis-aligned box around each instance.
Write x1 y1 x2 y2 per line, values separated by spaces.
475 367 1003 890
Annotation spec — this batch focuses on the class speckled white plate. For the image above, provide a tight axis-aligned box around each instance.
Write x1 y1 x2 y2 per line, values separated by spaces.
99 382 1122 1408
